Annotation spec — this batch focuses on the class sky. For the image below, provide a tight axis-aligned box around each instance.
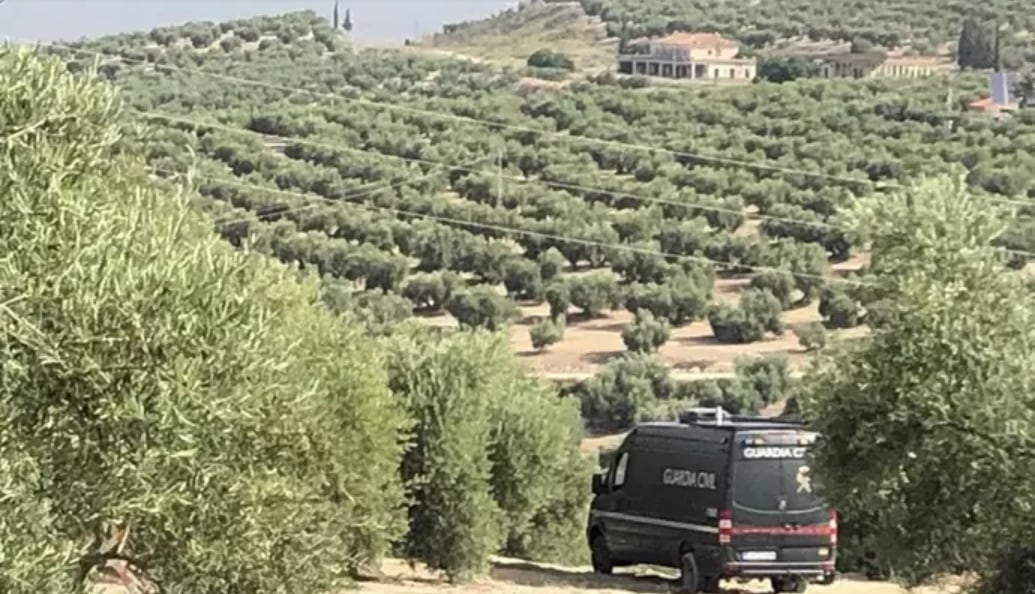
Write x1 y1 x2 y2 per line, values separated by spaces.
0 0 518 45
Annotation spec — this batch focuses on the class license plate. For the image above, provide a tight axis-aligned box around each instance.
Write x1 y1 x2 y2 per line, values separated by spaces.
741 551 777 561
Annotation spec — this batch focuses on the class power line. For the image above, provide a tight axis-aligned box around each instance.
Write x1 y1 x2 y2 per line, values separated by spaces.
157 166 878 288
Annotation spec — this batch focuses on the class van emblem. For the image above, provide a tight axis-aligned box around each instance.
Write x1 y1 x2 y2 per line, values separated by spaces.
778 497 787 511
796 465 812 494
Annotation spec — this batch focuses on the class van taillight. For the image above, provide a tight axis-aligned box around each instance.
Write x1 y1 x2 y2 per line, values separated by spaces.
828 510 838 545
718 508 732 544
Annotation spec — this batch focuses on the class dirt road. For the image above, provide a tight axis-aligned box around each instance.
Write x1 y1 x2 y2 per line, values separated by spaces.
358 558 962 594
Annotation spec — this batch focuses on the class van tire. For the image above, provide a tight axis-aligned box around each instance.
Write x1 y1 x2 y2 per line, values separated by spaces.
677 552 701 594
590 535 614 575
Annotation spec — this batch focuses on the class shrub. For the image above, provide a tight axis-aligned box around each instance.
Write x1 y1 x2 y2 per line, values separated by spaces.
530 316 565 351
621 309 671 353
624 271 711 325
0 49 406 592
386 331 504 580
219 36 244 52
708 289 783 344
387 330 592 575
568 272 621 317
503 257 544 300
750 268 797 309
819 284 865 328
544 281 570 320
527 48 575 71
537 247 568 282
794 321 827 351
446 286 516 331
731 356 793 410
351 288 414 336
402 270 461 311
575 354 674 432
708 305 759 343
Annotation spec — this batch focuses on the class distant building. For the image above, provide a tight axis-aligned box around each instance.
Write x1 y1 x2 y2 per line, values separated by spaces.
815 50 956 79
616 32 757 81
969 71 1021 118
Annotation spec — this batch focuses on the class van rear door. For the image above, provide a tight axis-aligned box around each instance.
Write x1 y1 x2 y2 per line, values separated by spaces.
728 431 833 568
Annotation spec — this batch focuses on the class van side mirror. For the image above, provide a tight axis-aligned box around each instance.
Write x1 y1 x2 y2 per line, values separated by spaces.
591 473 607 494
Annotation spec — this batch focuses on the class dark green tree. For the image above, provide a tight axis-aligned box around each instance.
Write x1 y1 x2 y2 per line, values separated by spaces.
957 18 994 69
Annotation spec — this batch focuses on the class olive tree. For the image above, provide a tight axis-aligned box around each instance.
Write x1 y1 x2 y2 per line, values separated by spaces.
0 49 407 593
800 176 1035 591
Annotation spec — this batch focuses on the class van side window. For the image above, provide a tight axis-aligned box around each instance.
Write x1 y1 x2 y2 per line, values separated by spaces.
612 452 630 488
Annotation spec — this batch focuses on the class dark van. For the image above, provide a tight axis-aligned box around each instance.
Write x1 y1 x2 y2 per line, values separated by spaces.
587 408 837 593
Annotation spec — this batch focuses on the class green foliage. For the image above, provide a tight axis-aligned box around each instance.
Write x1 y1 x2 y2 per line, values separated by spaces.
402 270 463 311
387 330 592 576
757 57 819 83
537 247 568 282
0 48 407 592
958 18 995 70
530 316 565 350
730 356 793 410
544 281 571 320
446 286 516 331
568 272 621 317
708 289 784 344
621 309 671 353
386 331 505 580
503 257 544 300
527 48 575 71
45 10 1035 346
487 371 593 565
818 284 865 328
794 321 827 352
749 268 797 309
575 354 675 432
801 176 1035 589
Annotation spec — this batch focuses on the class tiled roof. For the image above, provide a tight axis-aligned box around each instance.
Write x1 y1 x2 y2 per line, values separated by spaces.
654 32 738 48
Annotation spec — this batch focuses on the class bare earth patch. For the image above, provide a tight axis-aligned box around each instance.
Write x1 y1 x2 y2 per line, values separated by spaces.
417 267 870 379
356 558 962 594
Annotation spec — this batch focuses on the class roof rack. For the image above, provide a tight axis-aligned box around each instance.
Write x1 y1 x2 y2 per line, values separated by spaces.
678 407 806 427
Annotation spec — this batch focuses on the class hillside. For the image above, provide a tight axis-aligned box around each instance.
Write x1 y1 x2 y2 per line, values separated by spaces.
35 11 1035 386
418 1 617 71
579 0 1035 61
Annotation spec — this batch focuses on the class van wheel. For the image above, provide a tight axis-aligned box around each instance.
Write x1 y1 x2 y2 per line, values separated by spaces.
677 552 701 594
590 535 613 575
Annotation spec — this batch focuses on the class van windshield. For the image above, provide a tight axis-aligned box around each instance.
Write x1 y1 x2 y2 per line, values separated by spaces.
732 452 824 513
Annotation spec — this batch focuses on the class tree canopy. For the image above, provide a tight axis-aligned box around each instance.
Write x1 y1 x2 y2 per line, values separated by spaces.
801 175 1035 591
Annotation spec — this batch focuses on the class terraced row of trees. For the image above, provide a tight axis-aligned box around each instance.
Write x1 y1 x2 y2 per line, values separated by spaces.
40 11 1035 357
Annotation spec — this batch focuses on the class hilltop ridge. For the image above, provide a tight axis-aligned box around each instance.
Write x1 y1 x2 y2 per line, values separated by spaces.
416 1 616 71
